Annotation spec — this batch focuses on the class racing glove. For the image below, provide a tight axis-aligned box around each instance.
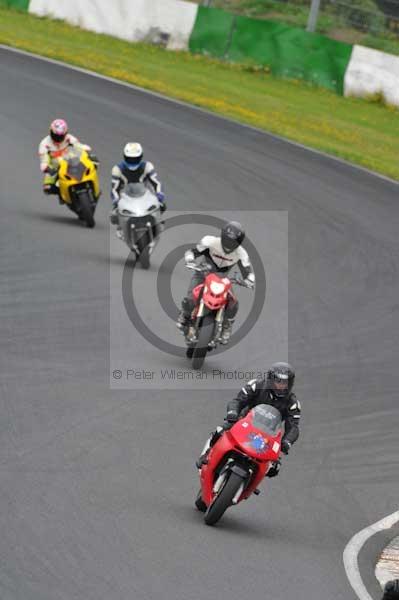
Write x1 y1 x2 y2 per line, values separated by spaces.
244 273 255 289
88 152 99 165
184 250 195 266
281 439 291 455
226 410 239 424
156 191 165 203
244 278 255 289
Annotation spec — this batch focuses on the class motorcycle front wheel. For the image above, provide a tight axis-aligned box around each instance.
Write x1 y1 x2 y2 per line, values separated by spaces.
138 245 151 269
78 190 95 228
192 315 214 370
204 471 243 526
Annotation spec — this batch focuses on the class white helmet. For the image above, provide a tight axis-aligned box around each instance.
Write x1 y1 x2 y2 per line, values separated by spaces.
123 142 143 170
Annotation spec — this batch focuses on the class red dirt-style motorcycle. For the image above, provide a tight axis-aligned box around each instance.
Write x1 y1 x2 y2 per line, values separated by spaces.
195 404 283 526
184 264 252 370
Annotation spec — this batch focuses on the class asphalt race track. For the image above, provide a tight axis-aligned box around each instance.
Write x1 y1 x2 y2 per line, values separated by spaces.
1 47 398 600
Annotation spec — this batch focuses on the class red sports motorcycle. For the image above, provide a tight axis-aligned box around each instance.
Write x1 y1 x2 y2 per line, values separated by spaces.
195 404 283 526
184 264 252 370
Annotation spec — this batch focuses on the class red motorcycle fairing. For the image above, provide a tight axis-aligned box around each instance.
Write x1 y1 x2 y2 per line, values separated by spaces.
200 408 282 507
192 272 236 312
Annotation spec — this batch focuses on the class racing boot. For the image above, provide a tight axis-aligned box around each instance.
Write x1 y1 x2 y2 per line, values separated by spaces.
176 311 190 331
43 169 60 200
43 183 60 197
266 458 281 478
177 298 192 331
196 453 209 469
109 205 119 225
196 427 223 469
220 318 235 345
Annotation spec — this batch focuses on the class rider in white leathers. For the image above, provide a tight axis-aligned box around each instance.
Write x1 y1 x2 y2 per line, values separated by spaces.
177 221 255 344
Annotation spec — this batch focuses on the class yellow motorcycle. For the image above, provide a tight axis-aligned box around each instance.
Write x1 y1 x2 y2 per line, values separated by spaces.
57 148 100 228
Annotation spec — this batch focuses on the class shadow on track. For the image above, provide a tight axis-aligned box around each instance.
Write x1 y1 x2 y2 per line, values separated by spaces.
170 501 287 541
19 208 106 229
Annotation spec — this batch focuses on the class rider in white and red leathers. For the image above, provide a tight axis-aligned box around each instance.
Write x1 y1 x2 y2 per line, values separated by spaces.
177 221 255 343
38 119 91 194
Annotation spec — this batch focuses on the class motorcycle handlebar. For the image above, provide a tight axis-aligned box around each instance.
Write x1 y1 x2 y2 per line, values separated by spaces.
230 278 253 289
185 264 253 289
185 263 209 273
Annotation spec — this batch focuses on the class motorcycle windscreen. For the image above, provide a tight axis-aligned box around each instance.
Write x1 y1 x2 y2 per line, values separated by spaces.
251 404 283 435
124 183 147 198
67 156 86 181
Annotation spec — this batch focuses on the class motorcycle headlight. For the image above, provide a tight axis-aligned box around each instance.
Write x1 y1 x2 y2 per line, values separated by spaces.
210 281 225 295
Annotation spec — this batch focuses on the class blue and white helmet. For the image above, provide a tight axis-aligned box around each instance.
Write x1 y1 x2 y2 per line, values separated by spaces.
123 142 143 170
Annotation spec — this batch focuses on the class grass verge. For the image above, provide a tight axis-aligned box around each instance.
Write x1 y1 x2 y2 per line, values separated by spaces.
0 7 398 180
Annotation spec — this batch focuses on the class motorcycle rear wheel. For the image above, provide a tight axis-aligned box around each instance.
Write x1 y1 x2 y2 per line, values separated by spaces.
192 315 214 370
204 471 243 526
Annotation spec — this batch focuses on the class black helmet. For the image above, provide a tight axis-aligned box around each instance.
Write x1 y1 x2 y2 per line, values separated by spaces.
384 580 399 600
268 362 295 398
221 221 245 254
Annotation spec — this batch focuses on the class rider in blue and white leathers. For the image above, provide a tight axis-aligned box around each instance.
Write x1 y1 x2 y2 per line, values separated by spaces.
110 142 165 210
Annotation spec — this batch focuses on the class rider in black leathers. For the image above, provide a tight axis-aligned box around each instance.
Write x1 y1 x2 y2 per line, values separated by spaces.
197 362 301 477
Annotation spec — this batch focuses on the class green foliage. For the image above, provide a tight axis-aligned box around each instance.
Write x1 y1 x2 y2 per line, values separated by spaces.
362 30 399 54
333 0 386 34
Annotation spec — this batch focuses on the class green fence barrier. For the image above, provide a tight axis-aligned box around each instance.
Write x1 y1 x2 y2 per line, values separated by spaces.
1 0 30 10
190 7 353 94
189 7 235 58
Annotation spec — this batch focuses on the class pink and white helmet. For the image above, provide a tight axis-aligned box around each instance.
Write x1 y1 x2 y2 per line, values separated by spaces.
50 119 68 144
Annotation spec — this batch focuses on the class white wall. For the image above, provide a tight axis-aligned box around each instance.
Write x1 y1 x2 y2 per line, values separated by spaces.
29 0 198 50
344 44 399 107
28 0 399 107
